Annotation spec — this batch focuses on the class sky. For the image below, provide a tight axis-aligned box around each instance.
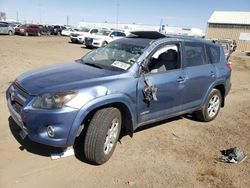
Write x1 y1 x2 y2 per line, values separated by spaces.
0 0 249 30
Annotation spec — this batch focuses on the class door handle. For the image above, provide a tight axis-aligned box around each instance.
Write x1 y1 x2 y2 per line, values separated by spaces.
177 76 186 83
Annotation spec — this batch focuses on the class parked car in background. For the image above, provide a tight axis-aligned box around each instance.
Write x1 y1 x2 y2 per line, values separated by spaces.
39 25 52 35
70 27 99 43
50 25 66 35
9 23 21 30
84 30 126 48
217 39 236 61
219 39 237 52
15 24 42 36
5 31 232 165
217 41 231 60
0 22 15 35
61 28 78 36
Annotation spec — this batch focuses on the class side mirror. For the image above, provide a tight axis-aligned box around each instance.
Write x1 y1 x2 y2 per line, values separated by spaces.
110 34 115 38
140 59 150 74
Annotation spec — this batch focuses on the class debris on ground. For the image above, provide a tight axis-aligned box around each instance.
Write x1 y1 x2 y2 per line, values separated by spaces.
125 181 135 186
218 147 247 164
171 133 179 140
51 146 75 160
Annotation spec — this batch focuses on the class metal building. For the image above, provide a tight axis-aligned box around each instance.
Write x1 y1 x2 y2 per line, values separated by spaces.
206 11 250 52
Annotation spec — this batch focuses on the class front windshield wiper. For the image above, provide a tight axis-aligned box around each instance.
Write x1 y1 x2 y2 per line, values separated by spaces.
84 62 104 69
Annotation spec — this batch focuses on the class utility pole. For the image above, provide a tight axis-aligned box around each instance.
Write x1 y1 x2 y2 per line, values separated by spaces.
116 4 120 29
39 8 42 24
67 15 69 26
16 11 18 22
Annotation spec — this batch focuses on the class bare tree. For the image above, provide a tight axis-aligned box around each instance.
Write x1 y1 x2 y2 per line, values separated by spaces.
0 12 7 21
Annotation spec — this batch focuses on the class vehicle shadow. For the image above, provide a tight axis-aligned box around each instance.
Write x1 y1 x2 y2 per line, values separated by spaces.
8 116 62 157
68 41 83 45
8 112 200 164
120 113 200 136
81 46 93 49
8 116 96 165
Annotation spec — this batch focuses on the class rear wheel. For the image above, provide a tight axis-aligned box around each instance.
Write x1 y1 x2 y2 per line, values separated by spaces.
195 89 222 122
84 107 121 164
8 30 13 35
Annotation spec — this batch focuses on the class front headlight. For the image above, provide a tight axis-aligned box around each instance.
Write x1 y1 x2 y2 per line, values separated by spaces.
32 92 77 109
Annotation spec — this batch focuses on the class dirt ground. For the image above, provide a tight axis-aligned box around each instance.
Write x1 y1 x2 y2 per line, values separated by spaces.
0 36 249 188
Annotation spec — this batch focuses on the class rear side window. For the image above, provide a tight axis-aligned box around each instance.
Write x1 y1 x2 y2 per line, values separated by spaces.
183 42 207 67
206 44 221 64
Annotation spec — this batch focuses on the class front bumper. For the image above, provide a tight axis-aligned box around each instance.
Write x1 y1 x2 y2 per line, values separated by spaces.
6 84 79 147
70 36 83 43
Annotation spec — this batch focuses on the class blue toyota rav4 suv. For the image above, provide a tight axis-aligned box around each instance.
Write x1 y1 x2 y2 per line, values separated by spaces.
6 31 231 164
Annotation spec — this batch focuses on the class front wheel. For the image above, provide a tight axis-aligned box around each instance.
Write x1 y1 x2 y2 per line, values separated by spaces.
101 41 108 47
84 107 121 164
195 89 222 122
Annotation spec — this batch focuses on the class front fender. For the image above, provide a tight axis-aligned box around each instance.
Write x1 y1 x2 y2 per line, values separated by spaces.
66 93 137 146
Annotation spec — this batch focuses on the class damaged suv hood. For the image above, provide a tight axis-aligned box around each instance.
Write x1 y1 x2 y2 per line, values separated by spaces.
17 61 123 95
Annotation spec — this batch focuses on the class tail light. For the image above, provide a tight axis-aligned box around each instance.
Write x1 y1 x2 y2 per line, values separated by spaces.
226 61 232 71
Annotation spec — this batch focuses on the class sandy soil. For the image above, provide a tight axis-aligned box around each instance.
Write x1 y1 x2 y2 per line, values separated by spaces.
0 36 249 188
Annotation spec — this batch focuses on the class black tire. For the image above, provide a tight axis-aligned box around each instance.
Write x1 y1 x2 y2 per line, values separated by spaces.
8 30 13 35
85 45 92 49
102 41 108 47
195 89 222 122
84 107 121 164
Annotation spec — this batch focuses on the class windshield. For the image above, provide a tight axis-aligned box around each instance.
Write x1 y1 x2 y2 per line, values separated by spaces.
80 27 90 32
96 30 111 36
81 42 146 71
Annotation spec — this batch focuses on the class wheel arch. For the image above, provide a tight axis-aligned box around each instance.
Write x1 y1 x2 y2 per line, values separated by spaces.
202 81 226 108
214 84 225 107
66 94 136 146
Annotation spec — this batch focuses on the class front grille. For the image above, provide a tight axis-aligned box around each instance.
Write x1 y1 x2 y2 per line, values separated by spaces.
13 103 22 114
9 81 29 114
71 34 79 37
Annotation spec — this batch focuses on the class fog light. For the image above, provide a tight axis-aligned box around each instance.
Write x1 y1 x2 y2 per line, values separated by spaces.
47 126 55 137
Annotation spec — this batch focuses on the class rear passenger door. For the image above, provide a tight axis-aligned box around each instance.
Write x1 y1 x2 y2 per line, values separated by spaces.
182 42 216 110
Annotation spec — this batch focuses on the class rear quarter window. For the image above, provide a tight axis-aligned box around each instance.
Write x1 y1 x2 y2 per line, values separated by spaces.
206 44 221 64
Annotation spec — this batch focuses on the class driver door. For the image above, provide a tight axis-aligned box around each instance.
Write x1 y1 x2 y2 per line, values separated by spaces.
137 42 186 124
